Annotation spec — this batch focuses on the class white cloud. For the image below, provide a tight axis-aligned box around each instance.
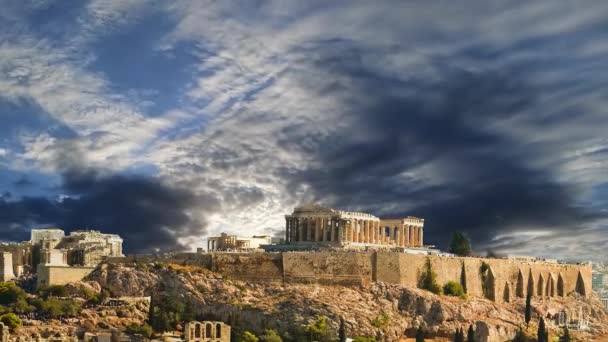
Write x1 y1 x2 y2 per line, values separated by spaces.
2 1 608 258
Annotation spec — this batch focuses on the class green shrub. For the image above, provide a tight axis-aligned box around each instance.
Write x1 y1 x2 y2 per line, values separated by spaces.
371 312 390 328
31 298 81 318
38 285 68 299
443 281 466 298
13 298 35 314
241 331 259 342
126 323 153 338
418 258 442 294
306 315 331 342
260 329 282 342
0 313 22 331
353 337 376 342
0 282 26 305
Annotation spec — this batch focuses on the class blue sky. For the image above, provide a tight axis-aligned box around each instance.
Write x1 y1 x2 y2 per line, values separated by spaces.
1 1 608 258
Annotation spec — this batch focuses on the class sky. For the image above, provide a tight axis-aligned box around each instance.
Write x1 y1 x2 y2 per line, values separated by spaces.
1 1 608 259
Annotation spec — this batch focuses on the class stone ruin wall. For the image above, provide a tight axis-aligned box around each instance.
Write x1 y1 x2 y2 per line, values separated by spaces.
376 253 590 302
282 251 373 285
104 251 591 301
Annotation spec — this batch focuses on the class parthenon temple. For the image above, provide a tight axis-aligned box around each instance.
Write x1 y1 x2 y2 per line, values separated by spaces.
285 204 424 248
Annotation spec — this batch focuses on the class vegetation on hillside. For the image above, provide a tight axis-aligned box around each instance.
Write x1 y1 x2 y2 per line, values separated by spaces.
443 281 466 298
418 257 442 294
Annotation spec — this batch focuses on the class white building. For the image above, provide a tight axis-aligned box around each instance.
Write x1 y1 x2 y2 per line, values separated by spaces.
31 228 65 245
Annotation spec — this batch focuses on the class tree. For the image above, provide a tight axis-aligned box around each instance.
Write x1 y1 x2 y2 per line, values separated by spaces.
0 313 22 331
126 323 153 338
339 317 346 342
524 293 532 328
453 327 463 342
306 316 331 342
467 324 475 342
460 262 467 294
415 326 425 342
537 317 546 342
561 326 570 342
0 282 26 305
448 233 472 256
443 281 465 298
260 329 282 342
418 258 442 294
241 331 259 342
513 328 525 342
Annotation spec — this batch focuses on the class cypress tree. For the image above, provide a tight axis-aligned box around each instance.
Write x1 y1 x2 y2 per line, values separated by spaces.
338 317 346 342
467 324 475 342
562 325 571 342
513 327 524 342
415 326 425 342
537 317 546 342
524 293 532 328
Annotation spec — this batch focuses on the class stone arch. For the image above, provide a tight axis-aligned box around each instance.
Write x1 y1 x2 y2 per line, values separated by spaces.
545 274 555 297
484 267 496 301
503 281 511 303
216 323 222 338
527 269 535 297
206 323 213 338
537 273 545 297
195 323 201 338
576 271 587 296
557 273 565 297
516 269 525 298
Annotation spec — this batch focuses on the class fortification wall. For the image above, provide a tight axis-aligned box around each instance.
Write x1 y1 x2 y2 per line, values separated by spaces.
212 253 283 281
104 251 591 301
383 253 590 302
37 265 95 288
283 251 373 285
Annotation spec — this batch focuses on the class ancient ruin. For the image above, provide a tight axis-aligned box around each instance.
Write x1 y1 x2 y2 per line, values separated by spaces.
184 321 230 342
285 204 424 248
0 228 124 287
205 233 271 252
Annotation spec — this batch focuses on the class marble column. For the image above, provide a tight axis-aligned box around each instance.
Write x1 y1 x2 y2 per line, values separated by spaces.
364 221 369 243
360 220 365 243
420 227 424 246
407 225 414 247
315 217 323 242
298 219 305 242
396 226 401 247
372 221 377 244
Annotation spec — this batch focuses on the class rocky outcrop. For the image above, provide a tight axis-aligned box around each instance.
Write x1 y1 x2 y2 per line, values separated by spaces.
80 262 608 341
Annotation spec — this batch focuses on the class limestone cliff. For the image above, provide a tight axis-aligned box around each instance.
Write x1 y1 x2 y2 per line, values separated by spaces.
82 262 607 342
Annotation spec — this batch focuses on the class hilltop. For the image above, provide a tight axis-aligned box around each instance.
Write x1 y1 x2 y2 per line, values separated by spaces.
18 261 606 341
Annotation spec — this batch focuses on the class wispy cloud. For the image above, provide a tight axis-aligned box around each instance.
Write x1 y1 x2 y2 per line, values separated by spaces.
1 1 607 258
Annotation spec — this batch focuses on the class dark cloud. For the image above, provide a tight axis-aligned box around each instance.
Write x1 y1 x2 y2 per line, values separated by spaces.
13 176 34 187
0 168 218 253
278 43 604 251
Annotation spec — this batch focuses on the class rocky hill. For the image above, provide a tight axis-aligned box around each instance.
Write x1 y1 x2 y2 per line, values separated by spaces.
78 261 608 341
